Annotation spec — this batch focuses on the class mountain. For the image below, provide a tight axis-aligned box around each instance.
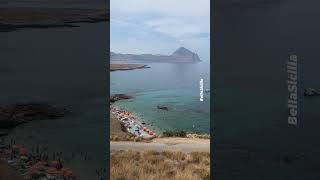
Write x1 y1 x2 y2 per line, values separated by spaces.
110 47 201 63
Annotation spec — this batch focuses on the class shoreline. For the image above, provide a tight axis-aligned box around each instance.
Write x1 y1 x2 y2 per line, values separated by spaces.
0 7 108 32
0 103 72 137
110 105 210 141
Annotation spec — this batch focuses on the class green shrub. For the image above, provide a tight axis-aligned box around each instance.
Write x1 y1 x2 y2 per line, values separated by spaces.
162 131 187 137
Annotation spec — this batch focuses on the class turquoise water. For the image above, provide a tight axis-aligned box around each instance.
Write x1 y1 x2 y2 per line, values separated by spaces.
111 62 210 134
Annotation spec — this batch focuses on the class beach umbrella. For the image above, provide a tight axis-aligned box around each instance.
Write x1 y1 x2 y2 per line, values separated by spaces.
30 169 41 179
12 144 21 150
35 161 47 167
32 162 46 170
30 168 39 174
51 160 63 170
33 161 47 169
47 167 63 174
63 170 74 177
30 165 42 172
19 148 28 156
20 155 28 161
134 124 140 130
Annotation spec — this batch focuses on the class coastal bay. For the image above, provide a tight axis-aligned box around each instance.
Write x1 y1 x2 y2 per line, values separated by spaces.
111 62 210 134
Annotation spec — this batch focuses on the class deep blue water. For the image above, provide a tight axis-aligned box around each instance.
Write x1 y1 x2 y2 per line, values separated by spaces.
0 23 108 180
214 0 320 179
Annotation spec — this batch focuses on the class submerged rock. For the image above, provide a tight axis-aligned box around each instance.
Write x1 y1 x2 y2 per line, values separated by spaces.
157 105 169 111
110 94 132 103
304 88 320 96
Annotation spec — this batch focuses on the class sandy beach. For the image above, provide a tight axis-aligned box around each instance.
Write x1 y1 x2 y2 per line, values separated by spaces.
110 105 210 153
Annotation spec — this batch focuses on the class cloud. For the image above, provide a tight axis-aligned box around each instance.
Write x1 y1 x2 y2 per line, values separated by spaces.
111 0 210 18
144 17 209 38
111 0 210 60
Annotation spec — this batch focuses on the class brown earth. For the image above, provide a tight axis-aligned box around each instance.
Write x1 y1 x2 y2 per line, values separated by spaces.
0 162 24 180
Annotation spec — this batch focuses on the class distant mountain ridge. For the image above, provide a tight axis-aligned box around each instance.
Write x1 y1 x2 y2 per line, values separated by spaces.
111 47 201 63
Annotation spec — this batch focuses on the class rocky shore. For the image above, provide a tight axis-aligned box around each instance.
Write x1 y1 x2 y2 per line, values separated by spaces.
0 103 72 134
110 94 132 103
0 7 108 32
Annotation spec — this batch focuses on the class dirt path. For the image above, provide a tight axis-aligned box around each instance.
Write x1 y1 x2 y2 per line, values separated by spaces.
110 138 210 153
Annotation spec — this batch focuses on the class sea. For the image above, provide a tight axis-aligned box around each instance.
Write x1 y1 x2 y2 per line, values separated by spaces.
214 0 320 179
0 22 108 180
111 61 211 134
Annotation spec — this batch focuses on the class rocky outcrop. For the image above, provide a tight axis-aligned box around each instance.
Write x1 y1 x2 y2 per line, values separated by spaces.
304 88 320 96
110 64 150 71
157 105 169 111
110 94 132 103
0 7 109 32
0 103 72 129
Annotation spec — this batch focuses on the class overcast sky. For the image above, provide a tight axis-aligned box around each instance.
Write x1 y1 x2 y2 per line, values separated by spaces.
111 0 210 61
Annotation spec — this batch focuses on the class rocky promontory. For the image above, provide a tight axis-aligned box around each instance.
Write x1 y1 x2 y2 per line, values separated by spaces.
0 103 72 130
110 64 150 71
0 7 109 32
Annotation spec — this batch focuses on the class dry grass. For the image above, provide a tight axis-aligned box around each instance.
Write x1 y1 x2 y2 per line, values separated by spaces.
111 150 210 180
